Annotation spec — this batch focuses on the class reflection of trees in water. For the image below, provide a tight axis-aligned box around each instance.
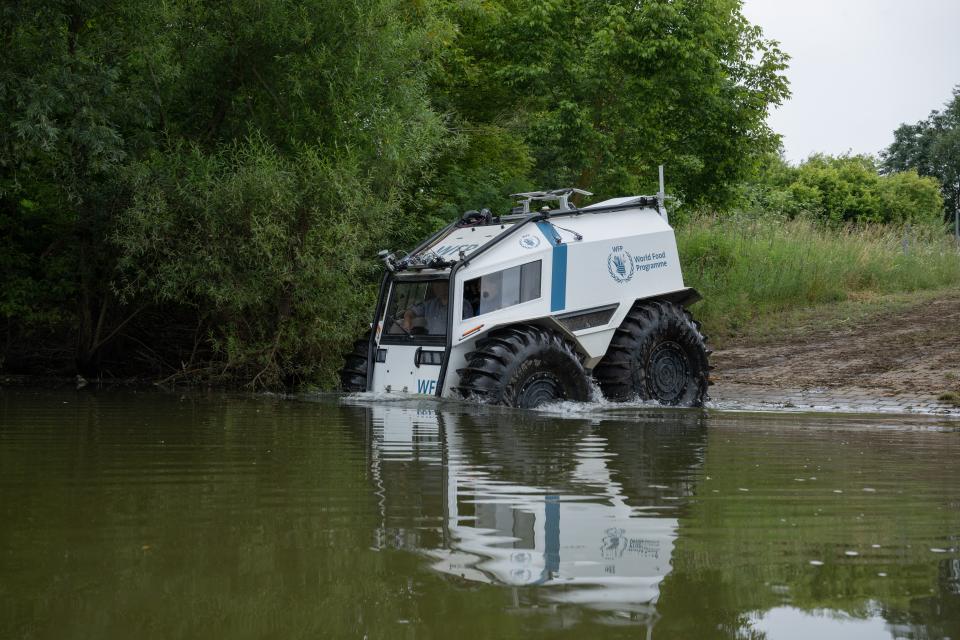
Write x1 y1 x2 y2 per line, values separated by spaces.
881 558 960 640
594 409 707 507
655 425 960 639
7 396 958 638
1 395 440 639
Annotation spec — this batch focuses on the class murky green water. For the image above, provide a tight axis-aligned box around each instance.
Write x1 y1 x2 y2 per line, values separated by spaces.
1 391 958 639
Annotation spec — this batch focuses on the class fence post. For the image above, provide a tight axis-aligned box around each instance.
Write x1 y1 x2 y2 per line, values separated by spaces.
955 194 959 242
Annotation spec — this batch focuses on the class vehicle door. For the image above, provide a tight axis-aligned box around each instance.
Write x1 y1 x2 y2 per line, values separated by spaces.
372 278 449 394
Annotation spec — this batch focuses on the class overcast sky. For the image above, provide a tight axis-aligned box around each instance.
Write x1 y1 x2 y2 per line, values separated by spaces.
741 0 960 164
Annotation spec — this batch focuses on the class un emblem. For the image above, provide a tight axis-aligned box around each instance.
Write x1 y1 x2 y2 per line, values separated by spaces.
519 234 540 249
607 247 634 283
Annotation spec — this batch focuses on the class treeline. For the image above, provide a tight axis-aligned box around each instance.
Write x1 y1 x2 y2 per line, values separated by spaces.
740 153 943 225
734 86 960 228
0 1 955 388
0 0 790 387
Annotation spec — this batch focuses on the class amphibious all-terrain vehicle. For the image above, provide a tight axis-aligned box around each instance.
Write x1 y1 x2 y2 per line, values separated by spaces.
340 183 711 408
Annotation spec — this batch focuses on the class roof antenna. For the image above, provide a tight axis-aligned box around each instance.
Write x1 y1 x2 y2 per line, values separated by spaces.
658 165 668 223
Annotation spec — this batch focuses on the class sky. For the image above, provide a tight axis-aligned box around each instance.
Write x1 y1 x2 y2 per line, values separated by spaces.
741 0 960 164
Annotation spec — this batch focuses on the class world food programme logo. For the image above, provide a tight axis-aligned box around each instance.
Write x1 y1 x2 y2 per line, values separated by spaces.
601 527 628 559
607 246 634 283
519 234 540 249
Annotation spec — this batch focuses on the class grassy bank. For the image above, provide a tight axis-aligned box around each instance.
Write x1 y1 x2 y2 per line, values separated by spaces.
677 215 960 343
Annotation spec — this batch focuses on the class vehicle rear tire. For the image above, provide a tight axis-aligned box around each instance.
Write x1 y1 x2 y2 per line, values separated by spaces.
457 325 590 409
339 333 371 392
593 301 710 406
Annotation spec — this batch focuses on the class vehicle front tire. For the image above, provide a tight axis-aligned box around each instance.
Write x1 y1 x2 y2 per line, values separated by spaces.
339 333 371 392
457 325 590 409
593 301 710 406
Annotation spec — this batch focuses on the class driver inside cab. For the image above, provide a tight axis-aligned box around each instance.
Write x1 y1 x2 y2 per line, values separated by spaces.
405 281 473 335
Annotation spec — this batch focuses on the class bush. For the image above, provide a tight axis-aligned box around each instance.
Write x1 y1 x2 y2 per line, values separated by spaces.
743 154 944 226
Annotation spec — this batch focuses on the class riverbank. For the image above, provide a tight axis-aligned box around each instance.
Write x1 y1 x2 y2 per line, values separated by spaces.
4 285 958 412
709 286 960 412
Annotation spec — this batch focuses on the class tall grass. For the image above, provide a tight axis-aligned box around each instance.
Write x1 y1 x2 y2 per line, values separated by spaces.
676 214 960 339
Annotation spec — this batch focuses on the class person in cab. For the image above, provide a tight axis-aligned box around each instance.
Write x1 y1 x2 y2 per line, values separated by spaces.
405 281 475 335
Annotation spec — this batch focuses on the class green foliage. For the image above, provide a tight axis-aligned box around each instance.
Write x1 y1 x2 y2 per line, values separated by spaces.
415 124 535 230
742 153 944 226
113 0 447 387
658 425 960 637
882 85 960 225
678 214 960 340
1 0 445 385
0 0 794 386
426 0 790 210
0 0 150 368
116 134 437 387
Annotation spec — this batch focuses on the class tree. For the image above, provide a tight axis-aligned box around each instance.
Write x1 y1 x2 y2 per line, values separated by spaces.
113 0 447 387
1 0 446 385
0 1 151 372
426 0 790 211
882 85 960 231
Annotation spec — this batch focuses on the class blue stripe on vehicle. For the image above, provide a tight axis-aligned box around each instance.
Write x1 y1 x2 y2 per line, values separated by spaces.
551 245 567 311
536 221 566 312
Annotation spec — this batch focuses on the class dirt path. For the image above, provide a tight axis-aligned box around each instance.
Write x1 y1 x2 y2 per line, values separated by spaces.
710 291 960 412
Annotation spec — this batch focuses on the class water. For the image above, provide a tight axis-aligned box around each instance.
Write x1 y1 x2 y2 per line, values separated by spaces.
1 390 959 639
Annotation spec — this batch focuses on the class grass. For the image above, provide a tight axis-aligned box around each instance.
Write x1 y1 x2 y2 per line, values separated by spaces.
938 392 960 406
676 214 960 344
706 287 957 347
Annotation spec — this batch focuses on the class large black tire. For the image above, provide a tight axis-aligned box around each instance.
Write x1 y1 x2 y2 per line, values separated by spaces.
593 301 710 406
339 334 371 392
457 325 590 409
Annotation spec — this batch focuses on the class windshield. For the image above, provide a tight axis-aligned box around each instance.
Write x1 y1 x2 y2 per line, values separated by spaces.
383 280 449 340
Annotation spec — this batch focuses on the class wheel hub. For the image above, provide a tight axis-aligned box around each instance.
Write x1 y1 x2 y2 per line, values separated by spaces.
646 341 690 404
516 373 565 409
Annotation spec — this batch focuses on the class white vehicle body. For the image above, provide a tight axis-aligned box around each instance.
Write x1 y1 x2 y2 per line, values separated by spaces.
365 193 698 398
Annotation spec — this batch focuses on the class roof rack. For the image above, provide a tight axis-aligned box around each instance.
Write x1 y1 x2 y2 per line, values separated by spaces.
509 188 593 214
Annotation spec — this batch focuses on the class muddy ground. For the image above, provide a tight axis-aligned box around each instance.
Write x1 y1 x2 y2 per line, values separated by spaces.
713 291 960 399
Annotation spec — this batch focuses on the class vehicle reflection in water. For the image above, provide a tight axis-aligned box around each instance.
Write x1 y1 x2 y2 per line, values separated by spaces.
349 398 960 637
360 399 706 626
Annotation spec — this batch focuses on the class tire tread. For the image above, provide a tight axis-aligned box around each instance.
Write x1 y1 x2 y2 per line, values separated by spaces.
593 300 710 406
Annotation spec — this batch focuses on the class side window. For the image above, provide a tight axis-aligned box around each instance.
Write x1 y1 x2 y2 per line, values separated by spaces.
463 260 542 319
